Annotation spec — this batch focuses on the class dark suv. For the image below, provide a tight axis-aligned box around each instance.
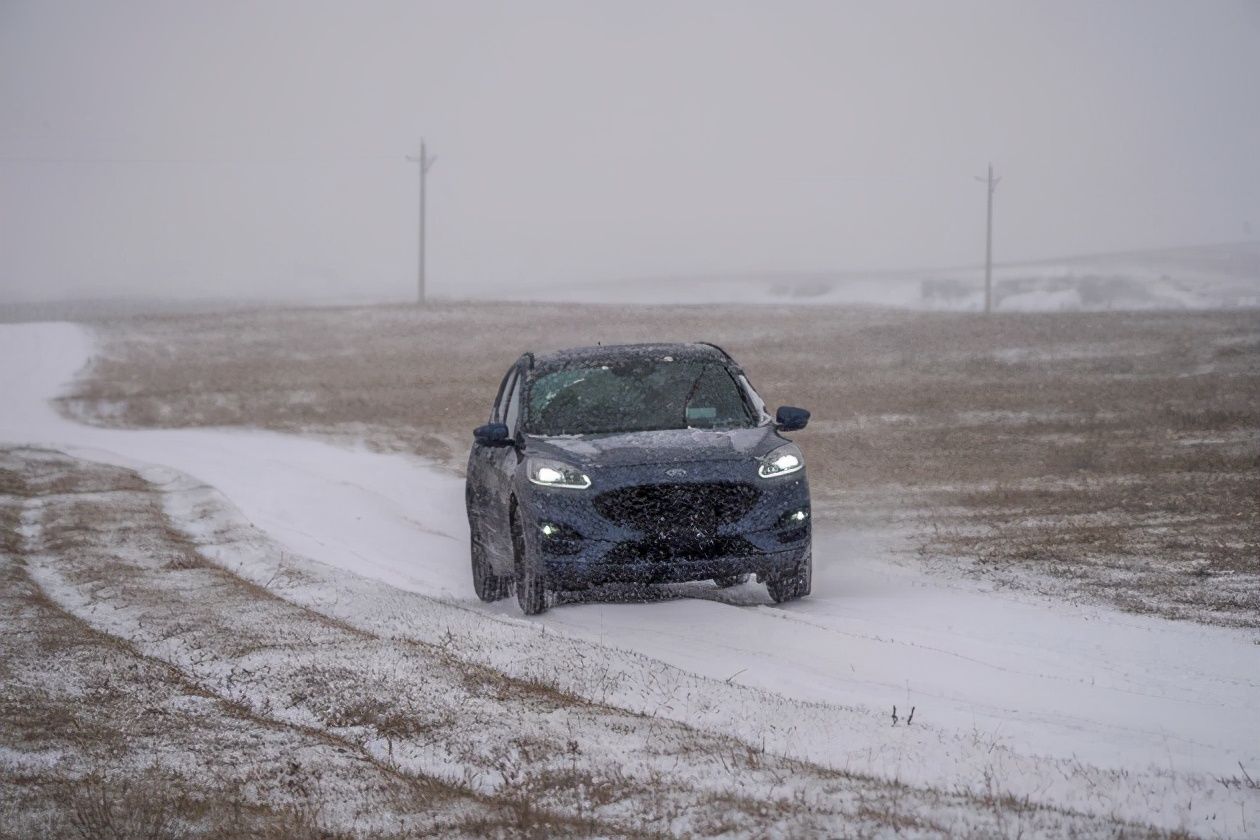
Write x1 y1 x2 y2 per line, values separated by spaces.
465 342 812 615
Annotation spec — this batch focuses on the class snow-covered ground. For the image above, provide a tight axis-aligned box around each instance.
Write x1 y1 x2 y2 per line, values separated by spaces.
3 321 1259 835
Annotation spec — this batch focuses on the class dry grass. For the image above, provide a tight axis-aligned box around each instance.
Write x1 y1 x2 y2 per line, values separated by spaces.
0 452 491 839
58 301 1259 626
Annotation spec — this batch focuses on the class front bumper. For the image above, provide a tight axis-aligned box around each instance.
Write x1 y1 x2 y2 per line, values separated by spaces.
544 544 810 589
517 458 811 590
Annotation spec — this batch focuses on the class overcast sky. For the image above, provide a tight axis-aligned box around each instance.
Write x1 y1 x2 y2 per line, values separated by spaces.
2 0 1258 302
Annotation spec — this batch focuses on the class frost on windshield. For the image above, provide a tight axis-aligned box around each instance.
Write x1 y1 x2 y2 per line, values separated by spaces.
525 355 757 438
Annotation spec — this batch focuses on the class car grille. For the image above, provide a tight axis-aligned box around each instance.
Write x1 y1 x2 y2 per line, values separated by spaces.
603 535 758 564
593 481 760 533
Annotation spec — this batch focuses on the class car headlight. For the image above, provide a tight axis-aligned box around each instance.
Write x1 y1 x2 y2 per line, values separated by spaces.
757 443 804 479
527 458 592 489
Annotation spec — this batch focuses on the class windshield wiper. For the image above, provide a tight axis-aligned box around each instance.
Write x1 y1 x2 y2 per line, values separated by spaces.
680 366 707 426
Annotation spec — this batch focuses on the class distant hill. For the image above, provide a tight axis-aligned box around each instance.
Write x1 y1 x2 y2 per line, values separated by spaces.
6 242 1255 318
512 241 1260 311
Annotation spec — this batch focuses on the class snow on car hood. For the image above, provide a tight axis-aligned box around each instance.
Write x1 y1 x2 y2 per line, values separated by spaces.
524 425 779 467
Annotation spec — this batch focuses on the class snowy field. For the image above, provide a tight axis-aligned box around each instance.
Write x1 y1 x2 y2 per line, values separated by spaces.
1 316 1258 837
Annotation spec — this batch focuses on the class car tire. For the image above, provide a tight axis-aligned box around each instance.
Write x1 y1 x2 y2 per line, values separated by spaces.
470 526 511 602
714 573 750 588
767 550 812 603
511 502 549 615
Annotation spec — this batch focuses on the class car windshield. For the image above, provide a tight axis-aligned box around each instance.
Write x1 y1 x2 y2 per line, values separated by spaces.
524 359 757 436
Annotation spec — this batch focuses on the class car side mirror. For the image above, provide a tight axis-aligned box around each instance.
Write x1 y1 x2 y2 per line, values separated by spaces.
775 406 810 432
474 422 512 447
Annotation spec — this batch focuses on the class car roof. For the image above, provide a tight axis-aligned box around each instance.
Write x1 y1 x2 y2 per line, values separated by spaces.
529 342 735 370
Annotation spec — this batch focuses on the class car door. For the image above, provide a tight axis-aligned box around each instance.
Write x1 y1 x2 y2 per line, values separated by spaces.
485 363 526 571
469 361 525 573
468 365 515 567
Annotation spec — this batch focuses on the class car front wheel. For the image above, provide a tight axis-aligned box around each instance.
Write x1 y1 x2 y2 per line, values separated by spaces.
511 502 549 615
470 525 511 602
766 550 812 603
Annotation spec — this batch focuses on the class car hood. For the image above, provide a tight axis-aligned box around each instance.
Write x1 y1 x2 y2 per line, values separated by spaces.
524 425 780 468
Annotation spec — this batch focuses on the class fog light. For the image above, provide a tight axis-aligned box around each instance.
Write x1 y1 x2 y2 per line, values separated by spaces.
778 508 810 528
539 522 581 540
536 521 583 555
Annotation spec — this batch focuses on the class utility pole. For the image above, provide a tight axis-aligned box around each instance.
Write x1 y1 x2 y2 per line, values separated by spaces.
974 163 1001 314
406 140 437 304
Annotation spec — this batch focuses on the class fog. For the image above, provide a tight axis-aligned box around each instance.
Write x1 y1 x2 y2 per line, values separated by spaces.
2 0 1258 304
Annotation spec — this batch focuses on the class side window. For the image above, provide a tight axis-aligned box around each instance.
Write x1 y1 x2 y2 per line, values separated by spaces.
503 370 523 434
492 368 517 423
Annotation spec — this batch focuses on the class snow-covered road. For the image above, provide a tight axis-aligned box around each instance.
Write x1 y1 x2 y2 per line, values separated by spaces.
3 321 1258 834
